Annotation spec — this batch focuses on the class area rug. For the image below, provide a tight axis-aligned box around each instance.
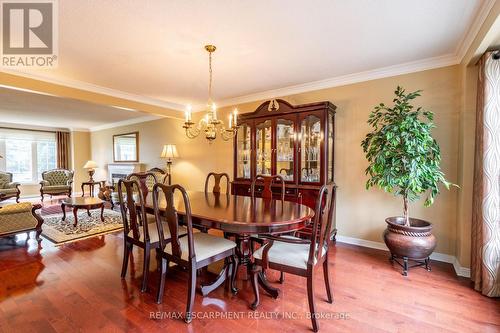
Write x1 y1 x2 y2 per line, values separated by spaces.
41 209 123 245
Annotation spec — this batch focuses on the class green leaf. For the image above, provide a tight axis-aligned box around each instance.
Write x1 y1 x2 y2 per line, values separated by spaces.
361 86 457 211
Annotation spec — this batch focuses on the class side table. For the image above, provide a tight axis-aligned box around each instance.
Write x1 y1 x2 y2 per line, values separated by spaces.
81 181 105 197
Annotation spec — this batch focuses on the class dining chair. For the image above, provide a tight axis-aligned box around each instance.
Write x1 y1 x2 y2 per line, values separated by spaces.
118 178 187 293
204 172 230 194
250 184 336 332
250 174 285 201
153 183 239 323
250 174 286 282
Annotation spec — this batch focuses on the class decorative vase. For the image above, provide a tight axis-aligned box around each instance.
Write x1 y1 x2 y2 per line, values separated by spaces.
383 217 437 276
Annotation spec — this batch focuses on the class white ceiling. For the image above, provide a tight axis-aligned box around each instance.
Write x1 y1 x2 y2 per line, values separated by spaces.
1 0 492 128
0 87 155 130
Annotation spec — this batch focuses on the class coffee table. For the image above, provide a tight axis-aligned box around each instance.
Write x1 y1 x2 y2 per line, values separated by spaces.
61 197 105 227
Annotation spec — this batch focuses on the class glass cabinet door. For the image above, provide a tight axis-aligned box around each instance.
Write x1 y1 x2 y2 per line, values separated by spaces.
236 123 251 179
300 114 322 183
276 118 295 181
255 119 272 176
328 111 334 182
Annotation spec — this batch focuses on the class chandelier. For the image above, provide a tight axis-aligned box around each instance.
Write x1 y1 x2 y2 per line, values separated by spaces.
183 44 238 142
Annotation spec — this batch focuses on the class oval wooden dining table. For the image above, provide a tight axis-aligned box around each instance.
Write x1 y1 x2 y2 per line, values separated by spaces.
142 191 314 296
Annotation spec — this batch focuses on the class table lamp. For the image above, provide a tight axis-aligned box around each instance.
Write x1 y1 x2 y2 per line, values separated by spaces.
83 160 98 182
160 144 178 185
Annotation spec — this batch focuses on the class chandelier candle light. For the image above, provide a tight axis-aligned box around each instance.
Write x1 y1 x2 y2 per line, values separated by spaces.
183 45 239 142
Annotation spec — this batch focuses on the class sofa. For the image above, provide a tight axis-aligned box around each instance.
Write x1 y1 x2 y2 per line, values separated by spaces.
0 202 44 241
0 172 21 203
39 169 74 201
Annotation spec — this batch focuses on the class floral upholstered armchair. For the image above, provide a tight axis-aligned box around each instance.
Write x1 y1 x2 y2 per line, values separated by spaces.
40 169 74 201
0 202 44 241
0 172 21 203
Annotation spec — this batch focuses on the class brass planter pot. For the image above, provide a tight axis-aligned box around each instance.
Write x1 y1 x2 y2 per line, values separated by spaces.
383 217 437 276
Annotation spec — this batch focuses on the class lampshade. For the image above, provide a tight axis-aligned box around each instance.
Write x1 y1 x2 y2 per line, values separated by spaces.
83 160 98 169
160 144 178 159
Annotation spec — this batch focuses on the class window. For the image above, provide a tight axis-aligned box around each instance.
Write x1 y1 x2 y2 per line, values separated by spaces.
37 141 57 180
0 129 57 183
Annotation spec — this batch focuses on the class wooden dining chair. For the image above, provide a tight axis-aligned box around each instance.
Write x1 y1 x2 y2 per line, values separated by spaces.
204 172 230 194
250 174 285 201
153 183 239 323
118 178 187 293
250 174 287 282
250 184 336 332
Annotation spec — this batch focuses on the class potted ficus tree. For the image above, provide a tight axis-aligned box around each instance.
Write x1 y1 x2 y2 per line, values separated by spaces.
361 86 456 276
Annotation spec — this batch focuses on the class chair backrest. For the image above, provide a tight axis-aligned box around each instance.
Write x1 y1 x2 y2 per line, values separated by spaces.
0 172 12 187
127 172 158 199
42 169 74 185
204 172 230 194
118 178 151 243
148 167 169 185
153 183 195 261
308 184 336 265
251 174 285 201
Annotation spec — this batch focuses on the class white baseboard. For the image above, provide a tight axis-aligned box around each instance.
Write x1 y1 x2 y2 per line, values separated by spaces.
336 235 471 278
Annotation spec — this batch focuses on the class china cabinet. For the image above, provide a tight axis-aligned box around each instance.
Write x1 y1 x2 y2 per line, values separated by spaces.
232 99 336 209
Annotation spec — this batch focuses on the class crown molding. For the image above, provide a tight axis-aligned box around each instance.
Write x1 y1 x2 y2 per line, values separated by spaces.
0 121 69 132
89 115 164 132
69 128 90 132
0 68 186 112
216 53 459 108
455 0 497 62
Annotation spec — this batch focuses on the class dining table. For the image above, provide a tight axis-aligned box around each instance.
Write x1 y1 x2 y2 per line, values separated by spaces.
142 190 314 297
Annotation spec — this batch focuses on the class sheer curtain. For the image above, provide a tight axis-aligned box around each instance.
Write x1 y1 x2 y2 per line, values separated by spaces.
471 50 500 297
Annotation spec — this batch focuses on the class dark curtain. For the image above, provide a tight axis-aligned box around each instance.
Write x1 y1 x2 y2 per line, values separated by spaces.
56 131 70 169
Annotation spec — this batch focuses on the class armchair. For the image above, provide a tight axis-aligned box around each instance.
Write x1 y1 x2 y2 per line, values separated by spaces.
0 202 44 241
0 172 21 203
40 169 74 201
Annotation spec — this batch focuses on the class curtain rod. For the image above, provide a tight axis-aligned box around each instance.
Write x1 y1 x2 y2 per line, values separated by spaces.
0 126 67 134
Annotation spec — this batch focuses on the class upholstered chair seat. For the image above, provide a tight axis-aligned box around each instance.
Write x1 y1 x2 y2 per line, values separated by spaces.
40 169 74 201
0 202 44 240
163 232 236 263
253 236 328 270
0 172 21 202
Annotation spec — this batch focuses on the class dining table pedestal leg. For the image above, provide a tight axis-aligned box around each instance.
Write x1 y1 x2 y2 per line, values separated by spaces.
234 234 252 280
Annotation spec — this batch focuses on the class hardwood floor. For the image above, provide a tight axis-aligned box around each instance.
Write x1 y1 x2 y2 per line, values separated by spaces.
0 200 498 332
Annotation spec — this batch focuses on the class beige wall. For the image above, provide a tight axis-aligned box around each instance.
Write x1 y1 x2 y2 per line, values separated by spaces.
91 65 461 257
71 131 91 194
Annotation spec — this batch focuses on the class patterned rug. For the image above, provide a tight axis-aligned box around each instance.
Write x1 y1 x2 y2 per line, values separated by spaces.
41 209 123 245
